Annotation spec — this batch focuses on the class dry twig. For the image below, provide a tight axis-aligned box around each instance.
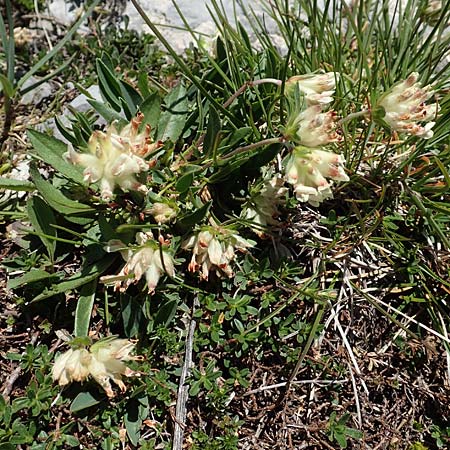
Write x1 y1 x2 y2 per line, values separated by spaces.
172 298 198 450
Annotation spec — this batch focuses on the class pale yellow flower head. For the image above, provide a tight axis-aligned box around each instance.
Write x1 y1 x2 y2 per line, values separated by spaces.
289 105 341 147
242 174 288 237
101 232 175 293
13 27 34 47
286 72 339 105
147 202 177 224
285 147 349 206
65 113 162 199
182 227 254 280
52 348 91 386
52 337 140 398
377 73 439 139
88 337 140 398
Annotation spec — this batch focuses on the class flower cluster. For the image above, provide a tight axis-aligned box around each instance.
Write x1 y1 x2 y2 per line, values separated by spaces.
291 104 341 148
285 72 340 147
286 72 338 105
242 174 288 237
52 337 139 398
65 113 161 199
182 227 254 279
147 201 178 224
283 72 347 205
101 232 175 294
285 146 349 207
422 1 444 25
14 27 34 48
377 72 439 139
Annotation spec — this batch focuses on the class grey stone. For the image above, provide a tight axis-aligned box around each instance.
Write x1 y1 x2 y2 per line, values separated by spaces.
19 76 54 105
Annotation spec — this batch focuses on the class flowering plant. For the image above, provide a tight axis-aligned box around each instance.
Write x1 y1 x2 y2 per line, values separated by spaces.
52 337 140 398
65 113 161 199
376 73 439 139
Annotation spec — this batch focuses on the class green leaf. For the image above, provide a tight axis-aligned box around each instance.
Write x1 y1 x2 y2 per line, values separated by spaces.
0 73 15 97
7 270 60 290
203 106 221 156
0 177 34 191
120 80 142 115
175 172 194 194
70 392 101 412
238 21 253 54
345 428 363 439
139 92 161 129
74 280 97 337
157 84 188 142
154 298 179 327
137 72 150 98
31 254 115 302
30 165 94 216
96 58 122 111
335 432 348 448
64 435 80 447
0 444 16 450
125 413 140 446
241 143 282 172
125 395 149 446
175 201 212 232
53 116 80 146
87 99 125 123
233 318 245 334
219 127 252 152
121 296 143 337
27 130 85 184
27 196 57 261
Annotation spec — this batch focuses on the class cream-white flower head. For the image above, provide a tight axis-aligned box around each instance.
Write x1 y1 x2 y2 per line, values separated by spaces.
182 227 254 280
147 202 177 224
286 72 339 105
286 147 349 207
292 105 341 147
242 175 288 237
378 73 439 139
52 337 140 398
88 338 140 398
101 232 175 294
52 348 91 386
65 113 161 199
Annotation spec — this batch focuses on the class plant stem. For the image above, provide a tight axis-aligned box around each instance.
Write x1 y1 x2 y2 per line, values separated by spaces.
251 78 283 87
220 136 285 160
223 82 250 108
0 96 14 151
223 78 282 108
338 109 370 126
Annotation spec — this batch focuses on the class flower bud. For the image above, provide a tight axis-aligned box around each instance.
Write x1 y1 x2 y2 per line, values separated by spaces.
147 202 177 224
242 175 288 237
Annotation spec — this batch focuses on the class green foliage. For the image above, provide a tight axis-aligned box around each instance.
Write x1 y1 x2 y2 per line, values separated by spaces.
2 0 450 447
326 412 363 448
